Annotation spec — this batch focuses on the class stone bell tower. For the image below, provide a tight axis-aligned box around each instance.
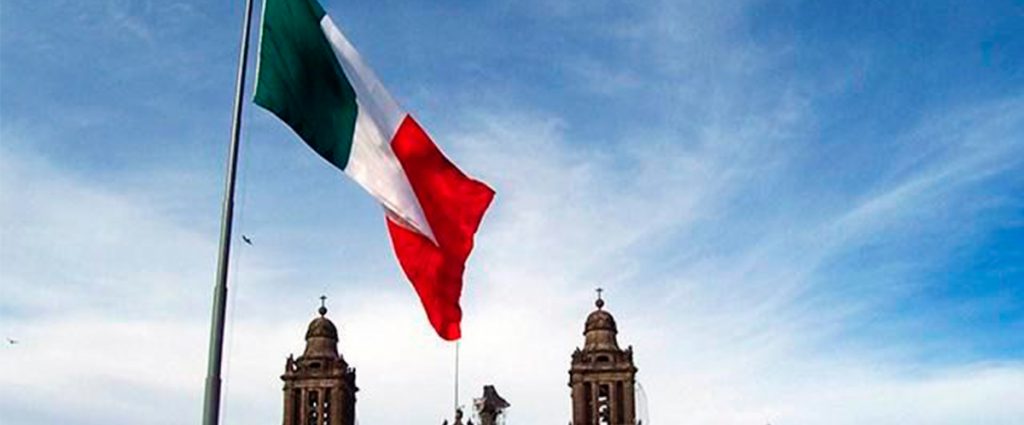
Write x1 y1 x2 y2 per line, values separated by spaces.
282 297 357 425
569 290 638 425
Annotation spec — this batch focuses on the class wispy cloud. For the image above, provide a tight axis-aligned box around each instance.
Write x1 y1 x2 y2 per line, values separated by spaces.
2 0 1022 424
2 82 1022 425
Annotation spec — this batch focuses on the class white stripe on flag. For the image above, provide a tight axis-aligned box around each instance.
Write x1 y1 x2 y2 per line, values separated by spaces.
320 16 436 243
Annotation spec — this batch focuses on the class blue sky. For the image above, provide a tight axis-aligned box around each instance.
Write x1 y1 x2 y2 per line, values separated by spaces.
1 0 1023 424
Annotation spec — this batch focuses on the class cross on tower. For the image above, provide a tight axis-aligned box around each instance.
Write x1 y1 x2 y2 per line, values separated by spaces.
595 287 605 309
319 295 328 316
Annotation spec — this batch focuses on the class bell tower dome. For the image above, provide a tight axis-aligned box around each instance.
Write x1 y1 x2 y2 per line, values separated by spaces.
569 290 638 425
282 297 357 425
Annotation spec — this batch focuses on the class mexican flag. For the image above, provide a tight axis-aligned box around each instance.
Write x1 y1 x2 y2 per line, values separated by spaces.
253 0 494 341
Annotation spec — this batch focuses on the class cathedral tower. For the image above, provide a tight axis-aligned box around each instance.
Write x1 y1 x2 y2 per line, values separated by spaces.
282 298 357 425
569 291 638 425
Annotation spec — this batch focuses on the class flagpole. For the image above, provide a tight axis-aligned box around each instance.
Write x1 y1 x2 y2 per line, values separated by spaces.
454 340 460 416
202 0 257 424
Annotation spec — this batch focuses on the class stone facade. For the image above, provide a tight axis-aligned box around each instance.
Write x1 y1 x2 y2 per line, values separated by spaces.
279 293 642 424
474 385 510 425
281 302 357 425
569 294 638 425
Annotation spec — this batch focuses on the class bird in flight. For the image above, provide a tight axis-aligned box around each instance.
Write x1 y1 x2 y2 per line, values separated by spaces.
6 338 17 345
241 235 253 245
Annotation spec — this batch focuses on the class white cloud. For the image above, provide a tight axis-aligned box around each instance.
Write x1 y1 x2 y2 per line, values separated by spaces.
3 1 1023 423
3 87 1023 423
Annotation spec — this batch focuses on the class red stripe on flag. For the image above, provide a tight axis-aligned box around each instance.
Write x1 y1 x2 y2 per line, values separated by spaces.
387 115 495 341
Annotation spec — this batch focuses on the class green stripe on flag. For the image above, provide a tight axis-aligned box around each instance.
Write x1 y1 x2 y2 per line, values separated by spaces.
254 0 357 169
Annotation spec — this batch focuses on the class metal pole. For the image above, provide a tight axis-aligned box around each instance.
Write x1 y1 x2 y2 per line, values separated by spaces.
202 0 257 424
454 341 460 414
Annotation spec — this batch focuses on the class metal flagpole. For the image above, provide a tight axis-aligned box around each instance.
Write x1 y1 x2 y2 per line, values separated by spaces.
454 341 460 415
202 0 257 424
